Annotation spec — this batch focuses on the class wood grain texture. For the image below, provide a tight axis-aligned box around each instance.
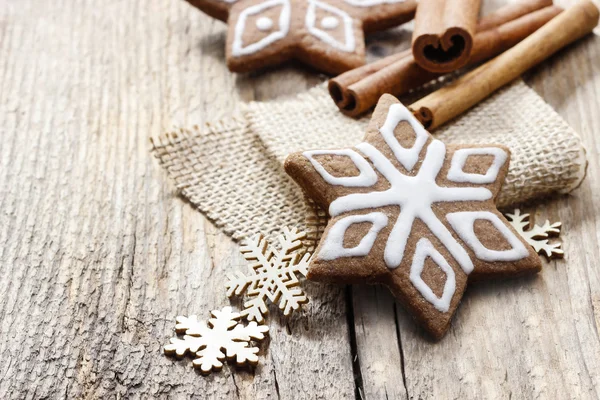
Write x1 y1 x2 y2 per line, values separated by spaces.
0 0 598 399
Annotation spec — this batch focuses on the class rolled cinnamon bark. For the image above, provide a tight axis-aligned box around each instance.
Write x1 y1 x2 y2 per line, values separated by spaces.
410 0 599 130
328 50 410 110
412 0 482 73
329 2 561 117
469 5 562 64
476 0 552 31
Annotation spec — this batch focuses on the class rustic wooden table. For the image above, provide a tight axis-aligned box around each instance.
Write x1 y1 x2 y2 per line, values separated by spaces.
1 0 599 398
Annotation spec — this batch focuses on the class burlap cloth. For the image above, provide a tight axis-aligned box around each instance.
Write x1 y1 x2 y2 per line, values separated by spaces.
151 80 586 242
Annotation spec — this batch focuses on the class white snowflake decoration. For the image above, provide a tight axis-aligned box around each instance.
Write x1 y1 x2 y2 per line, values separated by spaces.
303 103 525 277
229 0 408 57
505 209 564 259
226 227 310 323
163 306 269 374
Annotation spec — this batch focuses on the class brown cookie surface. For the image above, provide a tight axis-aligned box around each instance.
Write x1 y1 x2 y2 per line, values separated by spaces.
186 0 416 74
284 94 541 339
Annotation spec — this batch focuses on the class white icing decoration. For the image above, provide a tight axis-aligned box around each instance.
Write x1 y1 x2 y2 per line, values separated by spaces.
305 0 355 53
231 0 291 57
447 211 530 262
378 103 429 172
321 16 339 30
312 103 501 274
344 0 406 6
255 16 274 31
339 140 490 273
303 149 378 187
409 238 456 313
319 212 388 260
447 147 508 184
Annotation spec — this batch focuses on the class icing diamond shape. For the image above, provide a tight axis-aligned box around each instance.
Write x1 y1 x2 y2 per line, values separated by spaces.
409 238 456 313
231 0 291 57
319 212 388 260
306 0 355 52
447 211 530 262
303 149 377 187
447 147 509 184
377 100 429 172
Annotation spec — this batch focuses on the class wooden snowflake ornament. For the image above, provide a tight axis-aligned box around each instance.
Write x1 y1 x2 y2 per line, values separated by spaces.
505 209 563 259
226 227 310 322
163 307 268 374
284 94 542 339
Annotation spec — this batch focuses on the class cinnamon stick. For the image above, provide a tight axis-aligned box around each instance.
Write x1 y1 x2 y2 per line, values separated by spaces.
476 0 552 31
410 0 599 130
412 0 482 73
329 1 561 117
469 5 562 64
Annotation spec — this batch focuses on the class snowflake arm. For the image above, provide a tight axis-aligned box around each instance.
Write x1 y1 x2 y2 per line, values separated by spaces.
298 252 310 275
240 234 275 270
231 321 270 341
279 286 308 316
221 321 269 367
505 209 529 231
527 219 562 239
210 307 242 330
505 209 564 259
277 226 306 255
224 341 260 366
436 186 492 202
174 315 205 334
225 270 253 297
381 207 414 268
329 190 392 217
164 335 206 357
415 139 445 178
193 344 227 373
536 240 564 259
241 296 270 322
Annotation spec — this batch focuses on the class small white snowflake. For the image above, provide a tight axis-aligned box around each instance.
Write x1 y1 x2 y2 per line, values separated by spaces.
505 209 564 259
163 306 268 374
226 227 310 322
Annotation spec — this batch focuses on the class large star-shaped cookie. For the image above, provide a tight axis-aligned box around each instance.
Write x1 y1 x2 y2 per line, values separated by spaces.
186 0 416 74
284 94 541 339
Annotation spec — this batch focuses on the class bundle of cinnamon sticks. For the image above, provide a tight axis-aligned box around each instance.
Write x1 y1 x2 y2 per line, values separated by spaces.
330 0 599 123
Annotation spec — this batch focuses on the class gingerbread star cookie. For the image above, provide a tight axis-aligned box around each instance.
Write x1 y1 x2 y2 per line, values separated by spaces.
284 94 541 339
185 0 416 74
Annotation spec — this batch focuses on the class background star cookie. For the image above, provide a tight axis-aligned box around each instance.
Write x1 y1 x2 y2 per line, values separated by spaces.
185 0 417 74
284 94 542 339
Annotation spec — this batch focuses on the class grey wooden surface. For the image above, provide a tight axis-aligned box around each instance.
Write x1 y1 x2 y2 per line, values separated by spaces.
0 0 599 398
